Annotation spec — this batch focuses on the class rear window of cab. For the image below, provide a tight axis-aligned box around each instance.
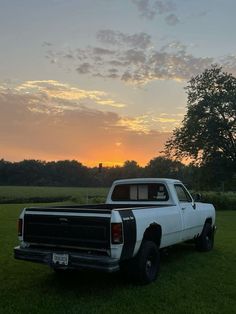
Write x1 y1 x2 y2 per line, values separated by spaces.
111 183 169 201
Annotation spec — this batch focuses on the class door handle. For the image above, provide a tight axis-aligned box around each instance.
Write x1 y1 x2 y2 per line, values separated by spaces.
181 207 186 210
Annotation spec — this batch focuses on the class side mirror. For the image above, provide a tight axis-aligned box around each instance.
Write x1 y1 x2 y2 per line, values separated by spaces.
192 201 196 210
193 193 202 202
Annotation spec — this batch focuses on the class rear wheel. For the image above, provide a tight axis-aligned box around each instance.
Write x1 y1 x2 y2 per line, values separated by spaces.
125 240 160 285
196 223 214 252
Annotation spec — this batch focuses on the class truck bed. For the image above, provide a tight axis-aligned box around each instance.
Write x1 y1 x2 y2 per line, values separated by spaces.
25 203 172 213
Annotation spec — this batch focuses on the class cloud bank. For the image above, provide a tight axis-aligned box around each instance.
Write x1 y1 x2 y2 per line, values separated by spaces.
0 81 171 165
44 30 236 86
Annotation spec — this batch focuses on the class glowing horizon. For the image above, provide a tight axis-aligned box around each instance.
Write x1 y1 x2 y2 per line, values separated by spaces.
0 152 163 168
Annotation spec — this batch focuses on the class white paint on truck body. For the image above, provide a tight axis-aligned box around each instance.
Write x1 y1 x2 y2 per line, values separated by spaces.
17 178 215 263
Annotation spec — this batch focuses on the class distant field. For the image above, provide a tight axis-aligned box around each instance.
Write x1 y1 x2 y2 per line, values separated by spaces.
0 204 235 314
0 186 235 211
0 186 108 204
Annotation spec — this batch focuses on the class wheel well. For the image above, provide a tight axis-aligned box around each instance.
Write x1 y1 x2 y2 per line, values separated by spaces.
205 217 212 226
143 223 162 248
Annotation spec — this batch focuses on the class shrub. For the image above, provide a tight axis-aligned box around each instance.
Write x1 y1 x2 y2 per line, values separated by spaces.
200 192 236 210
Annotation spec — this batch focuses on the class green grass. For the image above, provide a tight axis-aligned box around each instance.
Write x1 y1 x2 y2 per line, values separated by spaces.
0 186 108 204
0 203 235 314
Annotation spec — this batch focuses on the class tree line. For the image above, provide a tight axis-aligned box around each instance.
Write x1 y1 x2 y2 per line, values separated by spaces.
0 157 234 191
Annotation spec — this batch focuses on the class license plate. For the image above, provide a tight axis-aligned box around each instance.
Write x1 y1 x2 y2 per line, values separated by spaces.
52 253 69 266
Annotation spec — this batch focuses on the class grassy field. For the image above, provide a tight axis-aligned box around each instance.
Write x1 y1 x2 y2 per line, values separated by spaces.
0 200 236 314
0 186 235 210
0 186 108 204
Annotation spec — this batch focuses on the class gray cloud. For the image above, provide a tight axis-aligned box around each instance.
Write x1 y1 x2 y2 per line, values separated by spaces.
109 60 129 67
63 53 75 60
42 41 53 47
93 47 116 55
76 63 92 74
132 0 156 19
44 31 236 85
221 55 236 74
96 29 118 45
97 30 152 49
107 68 120 78
121 71 133 82
154 0 176 14
131 0 179 24
165 14 179 26
124 49 146 64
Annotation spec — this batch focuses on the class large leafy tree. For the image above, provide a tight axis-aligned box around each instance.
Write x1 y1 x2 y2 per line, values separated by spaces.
145 156 186 179
165 66 236 165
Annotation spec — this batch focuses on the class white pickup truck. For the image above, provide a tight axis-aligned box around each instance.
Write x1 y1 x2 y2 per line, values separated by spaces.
14 178 216 284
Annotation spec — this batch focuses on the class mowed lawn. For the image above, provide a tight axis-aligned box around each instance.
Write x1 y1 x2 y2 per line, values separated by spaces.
0 202 235 314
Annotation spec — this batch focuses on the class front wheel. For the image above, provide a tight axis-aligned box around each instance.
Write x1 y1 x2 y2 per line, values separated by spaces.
195 223 214 252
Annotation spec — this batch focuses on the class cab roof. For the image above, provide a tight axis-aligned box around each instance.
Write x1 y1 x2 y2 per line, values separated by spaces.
113 178 181 185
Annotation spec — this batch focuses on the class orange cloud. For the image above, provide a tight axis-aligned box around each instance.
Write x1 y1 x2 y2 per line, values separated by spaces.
15 80 126 109
0 83 170 166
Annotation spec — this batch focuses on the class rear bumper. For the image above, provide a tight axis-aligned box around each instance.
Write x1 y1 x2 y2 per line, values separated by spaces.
14 246 120 273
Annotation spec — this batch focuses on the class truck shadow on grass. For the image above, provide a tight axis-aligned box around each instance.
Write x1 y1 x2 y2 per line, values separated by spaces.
41 243 205 293
37 268 130 302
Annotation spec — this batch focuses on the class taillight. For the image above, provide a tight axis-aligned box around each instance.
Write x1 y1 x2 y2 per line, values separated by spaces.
111 223 123 244
18 219 23 236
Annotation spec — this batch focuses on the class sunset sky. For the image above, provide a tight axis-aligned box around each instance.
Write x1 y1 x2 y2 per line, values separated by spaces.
1 0 236 166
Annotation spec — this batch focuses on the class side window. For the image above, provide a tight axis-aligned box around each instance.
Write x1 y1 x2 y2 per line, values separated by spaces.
175 185 192 203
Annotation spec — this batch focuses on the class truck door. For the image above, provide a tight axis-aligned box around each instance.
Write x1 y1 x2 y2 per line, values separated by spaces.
174 184 199 241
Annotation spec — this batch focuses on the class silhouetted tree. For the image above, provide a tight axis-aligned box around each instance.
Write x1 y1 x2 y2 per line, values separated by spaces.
165 66 236 165
145 156 186 180
164 66 236 189
121 160 142 178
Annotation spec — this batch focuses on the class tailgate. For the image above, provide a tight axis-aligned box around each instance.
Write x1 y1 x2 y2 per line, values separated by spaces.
23 208 111 251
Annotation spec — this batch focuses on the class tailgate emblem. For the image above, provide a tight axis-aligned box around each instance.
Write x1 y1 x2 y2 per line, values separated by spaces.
123 216 134 221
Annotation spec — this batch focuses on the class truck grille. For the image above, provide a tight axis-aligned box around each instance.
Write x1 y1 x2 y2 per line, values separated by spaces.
23 214 110 250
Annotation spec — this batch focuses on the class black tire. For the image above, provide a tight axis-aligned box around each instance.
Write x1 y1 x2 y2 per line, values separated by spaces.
196 223 214 252
130 240 160 285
